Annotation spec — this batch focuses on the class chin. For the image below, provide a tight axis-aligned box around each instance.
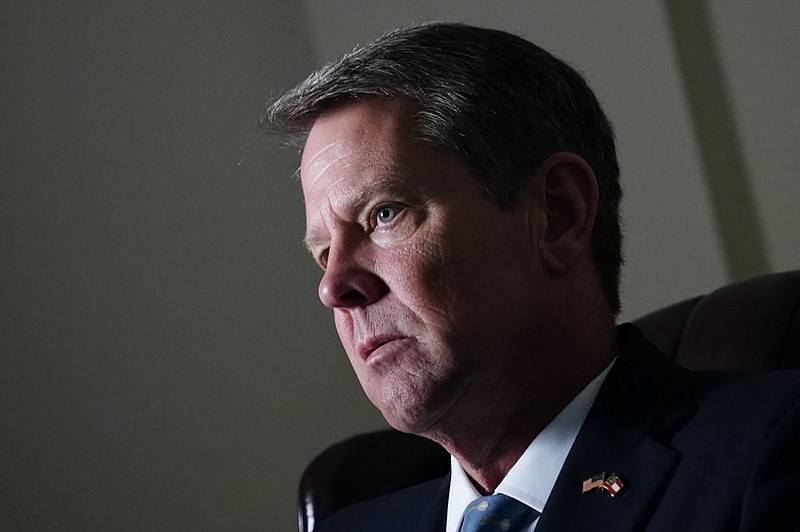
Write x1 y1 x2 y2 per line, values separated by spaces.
382 411 437 436
371 385 445 436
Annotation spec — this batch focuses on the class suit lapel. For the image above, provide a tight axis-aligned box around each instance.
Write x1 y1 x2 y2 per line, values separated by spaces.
536 325 696 531
410 473 449 532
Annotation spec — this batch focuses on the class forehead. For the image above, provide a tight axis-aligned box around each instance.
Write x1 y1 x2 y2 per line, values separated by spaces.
298 98 481 248
299 96 484 207
300 98 417 186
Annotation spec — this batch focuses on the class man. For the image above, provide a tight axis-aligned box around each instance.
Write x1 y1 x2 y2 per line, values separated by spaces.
264 23 800 531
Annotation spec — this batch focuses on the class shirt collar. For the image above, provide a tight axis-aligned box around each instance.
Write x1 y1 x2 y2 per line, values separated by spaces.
445 359 615 532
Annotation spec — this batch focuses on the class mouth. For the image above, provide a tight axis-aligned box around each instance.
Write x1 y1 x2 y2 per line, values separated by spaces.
357 335 405 362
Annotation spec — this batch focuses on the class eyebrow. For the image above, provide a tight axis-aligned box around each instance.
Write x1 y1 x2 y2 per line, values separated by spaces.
303 230 327 255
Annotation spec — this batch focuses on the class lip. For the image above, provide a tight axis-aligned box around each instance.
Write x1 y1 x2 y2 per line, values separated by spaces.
357 335 405 361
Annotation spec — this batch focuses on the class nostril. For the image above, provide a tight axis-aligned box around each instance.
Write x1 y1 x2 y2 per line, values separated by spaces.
338 289 368 307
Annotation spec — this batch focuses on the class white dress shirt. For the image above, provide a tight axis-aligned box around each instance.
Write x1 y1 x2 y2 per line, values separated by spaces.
445 360 614 532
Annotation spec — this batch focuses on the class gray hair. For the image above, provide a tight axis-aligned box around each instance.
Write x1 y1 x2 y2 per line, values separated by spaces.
263 22 623 313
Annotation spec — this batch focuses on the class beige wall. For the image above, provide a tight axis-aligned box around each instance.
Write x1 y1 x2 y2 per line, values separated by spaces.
2 1 796 530
708 1 800 272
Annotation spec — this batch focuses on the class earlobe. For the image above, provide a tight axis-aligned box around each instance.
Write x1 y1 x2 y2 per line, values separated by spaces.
535 152 599 274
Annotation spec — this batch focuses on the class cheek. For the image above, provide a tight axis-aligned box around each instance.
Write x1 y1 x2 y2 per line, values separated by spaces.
382 242 461 329
390 236 433 276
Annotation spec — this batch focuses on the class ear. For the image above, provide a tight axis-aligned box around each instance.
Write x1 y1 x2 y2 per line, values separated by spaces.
531 152 599 275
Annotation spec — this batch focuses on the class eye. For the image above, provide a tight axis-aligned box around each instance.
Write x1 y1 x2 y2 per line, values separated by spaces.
374 205 401 227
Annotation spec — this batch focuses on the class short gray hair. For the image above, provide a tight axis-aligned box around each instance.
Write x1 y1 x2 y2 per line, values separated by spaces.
263 22 623 313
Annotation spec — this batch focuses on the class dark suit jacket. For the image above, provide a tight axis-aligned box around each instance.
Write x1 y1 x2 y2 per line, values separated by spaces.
316 324 800 531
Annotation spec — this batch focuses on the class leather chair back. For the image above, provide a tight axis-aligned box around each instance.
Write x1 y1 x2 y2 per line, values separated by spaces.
634 270 800 370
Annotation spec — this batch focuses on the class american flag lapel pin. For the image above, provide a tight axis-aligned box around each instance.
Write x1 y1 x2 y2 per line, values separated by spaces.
581 473 605 493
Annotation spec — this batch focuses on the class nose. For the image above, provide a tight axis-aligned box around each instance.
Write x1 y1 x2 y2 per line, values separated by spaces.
318 240 389 309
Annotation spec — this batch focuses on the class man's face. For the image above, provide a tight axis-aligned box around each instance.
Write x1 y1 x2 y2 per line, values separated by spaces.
301 98 547 434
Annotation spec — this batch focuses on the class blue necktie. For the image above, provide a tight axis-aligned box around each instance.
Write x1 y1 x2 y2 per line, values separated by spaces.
459 493 538 532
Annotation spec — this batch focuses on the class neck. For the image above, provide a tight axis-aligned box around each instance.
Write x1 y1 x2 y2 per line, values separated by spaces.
422 307 617 493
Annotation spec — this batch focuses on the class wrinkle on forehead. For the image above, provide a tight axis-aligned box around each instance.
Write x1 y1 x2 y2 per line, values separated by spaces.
301 107 394 201
301 98 414 175
301 140 354 189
